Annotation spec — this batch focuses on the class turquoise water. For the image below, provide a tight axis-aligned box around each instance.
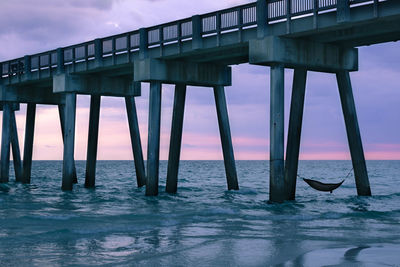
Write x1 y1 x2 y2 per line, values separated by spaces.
0 160 399 266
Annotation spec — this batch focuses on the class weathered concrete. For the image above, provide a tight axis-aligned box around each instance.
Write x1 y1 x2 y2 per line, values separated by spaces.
284 69 307 201
214 86 239 190
61 93 77 191
125 96 146 187
53 74 141 97
166 84 187 194
134 59 232 87
146 82 162 196
0 102 11 183
85 95 101 188
249 37 358 73
58 105 78 184
269 64 285 203
22 103 36 184
0 86 65 105
10 111 23 182
336 71 371 196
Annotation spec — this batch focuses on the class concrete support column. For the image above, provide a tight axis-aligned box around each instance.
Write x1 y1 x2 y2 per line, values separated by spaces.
58 104 78 184
22 103 36 184
61 93 77 191
85 95 101 188
10 110 23 181
125 96 146 187
166 84 187 193
336 71 371 196
270 64 285 203
146 82 162 196
0 102 12 183
214 86 239 190
284 69 307 200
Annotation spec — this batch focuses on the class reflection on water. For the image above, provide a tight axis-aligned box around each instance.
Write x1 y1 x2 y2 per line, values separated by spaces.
0 160 399 266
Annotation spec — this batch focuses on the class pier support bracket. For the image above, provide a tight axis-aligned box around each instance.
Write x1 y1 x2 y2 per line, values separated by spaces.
53 74 141 97
134 59 232 87
136 59 237 195
249 36 358 72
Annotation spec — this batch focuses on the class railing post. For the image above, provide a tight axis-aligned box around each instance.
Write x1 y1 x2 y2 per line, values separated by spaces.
373 0 379 18
257 0 269 38
56 48 64 75
192 15 203 50
337 0 350 23
286 0 291 34
313 0 319 29
238 7 243 42
94 38 103 68
139 28 148 59
24 55 31 80
216 13 221 46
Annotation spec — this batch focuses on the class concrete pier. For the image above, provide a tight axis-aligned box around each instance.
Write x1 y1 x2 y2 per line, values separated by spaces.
166 84 187 193
125 96 146 187
284 69 307 201
269 64 285 203
214 86 239 191
61 93 77 191
85 95 101 188
146 82 162 196
337 71 372 196
1 0 390 199
22 103 36 184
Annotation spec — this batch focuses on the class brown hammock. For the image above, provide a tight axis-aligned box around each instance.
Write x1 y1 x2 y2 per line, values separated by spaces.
303 178 345 193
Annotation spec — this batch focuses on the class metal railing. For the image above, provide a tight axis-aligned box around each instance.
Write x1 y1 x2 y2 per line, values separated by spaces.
0 0 383 79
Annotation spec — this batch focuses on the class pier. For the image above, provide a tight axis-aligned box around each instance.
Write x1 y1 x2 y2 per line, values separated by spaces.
1 0 399 202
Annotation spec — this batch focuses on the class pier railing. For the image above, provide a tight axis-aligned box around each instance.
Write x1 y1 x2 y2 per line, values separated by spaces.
0 0 383 79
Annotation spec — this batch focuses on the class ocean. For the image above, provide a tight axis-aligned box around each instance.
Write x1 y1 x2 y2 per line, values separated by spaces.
0 160 399 266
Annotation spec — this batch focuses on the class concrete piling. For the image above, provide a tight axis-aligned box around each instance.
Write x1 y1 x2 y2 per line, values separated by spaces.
0 102 11 183
166 84 187 193
58 104 78 184
61 93 77 191
214 86 239 190
10 110 23 181
22 103 36 184
284 69 307 201
146 82 162 196
125 96 146 187
336 71 372 196
269 64 285 203
85 95 101 188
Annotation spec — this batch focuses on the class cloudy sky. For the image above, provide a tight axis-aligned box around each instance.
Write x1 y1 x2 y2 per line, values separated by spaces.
0 0 399 160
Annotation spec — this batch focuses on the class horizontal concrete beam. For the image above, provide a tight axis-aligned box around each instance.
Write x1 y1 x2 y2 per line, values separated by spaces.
0 85 64 105
53 74 141 97
134 59 232 87
0 102 20 111
249 37 358 72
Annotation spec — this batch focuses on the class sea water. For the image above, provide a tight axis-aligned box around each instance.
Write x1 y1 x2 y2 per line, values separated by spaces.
0 160 399 266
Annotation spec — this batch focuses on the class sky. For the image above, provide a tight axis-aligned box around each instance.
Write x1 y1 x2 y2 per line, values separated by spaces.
0 0 399 161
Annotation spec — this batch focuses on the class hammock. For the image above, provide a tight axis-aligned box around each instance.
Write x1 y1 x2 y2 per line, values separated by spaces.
300 168 353 193
303 178 344 193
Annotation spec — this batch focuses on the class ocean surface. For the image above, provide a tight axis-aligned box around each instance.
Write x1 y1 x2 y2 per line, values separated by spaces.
0 160 399 266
